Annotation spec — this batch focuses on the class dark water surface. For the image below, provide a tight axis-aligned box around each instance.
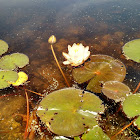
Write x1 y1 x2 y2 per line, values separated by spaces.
0 0 140 139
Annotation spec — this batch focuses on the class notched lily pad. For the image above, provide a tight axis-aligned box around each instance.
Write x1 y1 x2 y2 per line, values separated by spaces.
81 125 110 140
0 40 8 55
0 53 29 70
122 39 140 63
123 93 140 118
102 81 130 102
37 88 104 137
72 55 126 93
0 70 18 89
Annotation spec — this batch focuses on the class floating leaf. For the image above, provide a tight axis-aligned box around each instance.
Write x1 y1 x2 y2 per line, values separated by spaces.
123 93 140 118
53 136 70 140
81 125 110 140
122 39 140 63
0 53 29 70
134 116 140 129
0 40 8 55
0 70 18 89
72 55 126 93
102 81 130 102
9 71 28 86
37 88 104 137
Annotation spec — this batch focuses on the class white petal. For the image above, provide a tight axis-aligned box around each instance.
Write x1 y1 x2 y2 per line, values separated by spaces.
68 45 71 52
63 61 71 65
84 51 90 61
62 52 70 60
72 43 77 47
84 46 89 52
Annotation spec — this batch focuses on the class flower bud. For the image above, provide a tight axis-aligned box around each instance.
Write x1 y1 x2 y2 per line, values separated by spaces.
48 35 56 44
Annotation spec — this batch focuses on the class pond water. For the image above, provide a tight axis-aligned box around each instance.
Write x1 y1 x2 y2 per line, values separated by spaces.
0 0 140 139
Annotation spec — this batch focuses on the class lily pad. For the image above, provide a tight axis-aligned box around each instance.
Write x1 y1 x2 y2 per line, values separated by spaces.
37 88 104 137
123 93 140 118
0 70 18 89
0 53 29 70
72 55 126 93
10 71 28 86
102 81 130 102
134 116 140 129
122 39 140 63
0 40 8 55
81 125 110 140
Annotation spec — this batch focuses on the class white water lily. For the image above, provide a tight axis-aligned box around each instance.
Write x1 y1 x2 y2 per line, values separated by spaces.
62 43 90 66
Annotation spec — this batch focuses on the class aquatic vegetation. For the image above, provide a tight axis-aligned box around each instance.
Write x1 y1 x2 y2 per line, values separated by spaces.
48 35 70 87
37 88 104 137
0 40 29 89
122 39 140 63
81 125 110 140
9 71 28 86
62 43 90 66
72 55 126 93
48 35 56 44
102 81 130 102
123 93 140 128
123 93 140 117
0 40 8 55
0 95 26 139
135 116 140 128
0 70 18 89
0 53 29 70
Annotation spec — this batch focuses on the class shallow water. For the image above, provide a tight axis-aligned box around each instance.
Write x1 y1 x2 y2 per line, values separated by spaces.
0 0 140 139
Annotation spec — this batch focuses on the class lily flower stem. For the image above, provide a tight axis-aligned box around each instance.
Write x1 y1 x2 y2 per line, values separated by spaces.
25 88 44 97
111 117 137 139
24 89 29 140
133 82 140 94
50 44 70 87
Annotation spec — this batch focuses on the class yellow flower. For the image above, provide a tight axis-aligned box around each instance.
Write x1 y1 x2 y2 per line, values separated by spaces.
9 71 28 86
62 43 90 66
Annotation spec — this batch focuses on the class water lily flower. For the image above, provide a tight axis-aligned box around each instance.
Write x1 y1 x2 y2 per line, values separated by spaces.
62 43 90 66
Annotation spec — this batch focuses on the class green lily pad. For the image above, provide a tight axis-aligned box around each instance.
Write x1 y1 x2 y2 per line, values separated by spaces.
134 116 140 129
122 39 140 63
0 40 8 56
81 125 110 140
102 81 130 102
37 88 104 137
0 70 18 89
123 93 140 118
0 53 29 70
72 55 126 93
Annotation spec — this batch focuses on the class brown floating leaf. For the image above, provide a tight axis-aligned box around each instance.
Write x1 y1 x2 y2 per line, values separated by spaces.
72 55 126 93
102 81 130 102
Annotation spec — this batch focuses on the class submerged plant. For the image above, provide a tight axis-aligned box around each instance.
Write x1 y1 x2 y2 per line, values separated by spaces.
72 55 126 93
37 88 104 137
122 39 140 63
62 43 90 66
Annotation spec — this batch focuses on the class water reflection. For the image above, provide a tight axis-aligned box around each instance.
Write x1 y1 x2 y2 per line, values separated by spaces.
0 0 140 139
